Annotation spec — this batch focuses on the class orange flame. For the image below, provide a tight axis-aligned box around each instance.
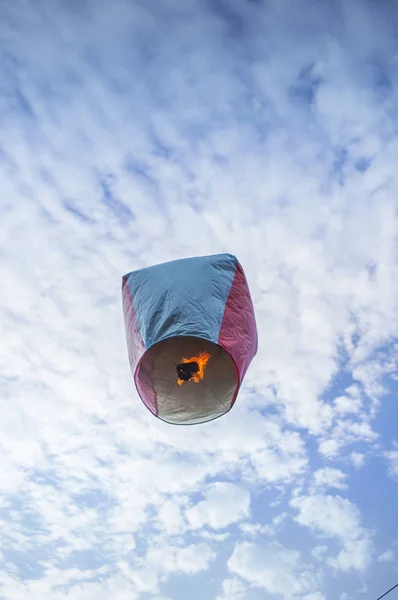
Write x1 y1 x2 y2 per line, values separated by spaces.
177 352 211 385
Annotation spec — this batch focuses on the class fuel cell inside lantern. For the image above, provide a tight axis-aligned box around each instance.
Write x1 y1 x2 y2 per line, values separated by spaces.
176 361 199 382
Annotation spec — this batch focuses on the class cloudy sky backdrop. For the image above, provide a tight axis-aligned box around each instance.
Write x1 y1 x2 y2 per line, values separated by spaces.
0 0 398 598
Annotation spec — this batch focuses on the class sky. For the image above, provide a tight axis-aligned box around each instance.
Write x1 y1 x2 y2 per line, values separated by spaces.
0 0 397 598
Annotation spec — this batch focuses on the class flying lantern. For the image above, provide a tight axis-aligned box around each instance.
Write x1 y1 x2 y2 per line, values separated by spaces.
122 253 257 425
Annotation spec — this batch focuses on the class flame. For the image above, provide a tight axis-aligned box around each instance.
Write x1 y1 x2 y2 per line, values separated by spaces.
177 351 211 385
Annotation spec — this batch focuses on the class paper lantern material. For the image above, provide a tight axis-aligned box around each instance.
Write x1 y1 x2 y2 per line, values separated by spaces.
122 253 257 425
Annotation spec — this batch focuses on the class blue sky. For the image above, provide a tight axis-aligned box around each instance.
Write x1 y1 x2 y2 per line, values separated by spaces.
0 0 397 598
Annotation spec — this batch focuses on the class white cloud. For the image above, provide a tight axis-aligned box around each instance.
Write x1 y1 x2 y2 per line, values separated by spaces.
351 452 366 469
291 493 365 541
378 550 395 563
240 512 288 538
216 577 247 600
291 493 373 571
313 467 348 490
146 542 216 575
328 538 373 572
385 449 398 479
200 531 230 542
151 409 309 485
250 437 308 485
227 541 322 599
0 571 141 600
312 546 328 561
130 568 159 593
154 496 188 535
186 482 251 530
333 384 363 416
318 419 378 458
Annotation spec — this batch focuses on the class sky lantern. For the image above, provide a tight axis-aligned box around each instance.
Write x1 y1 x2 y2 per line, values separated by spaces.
122 253 258 425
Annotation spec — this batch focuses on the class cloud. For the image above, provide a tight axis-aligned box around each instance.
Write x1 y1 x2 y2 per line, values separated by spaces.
312 546 328 561
318 419 378 458
154 496 188 535
333 385 363 416
385 448 398 479
145 542 216 576
291 493 373 571
240 512 288 538
351 452 366 469
216 577 247 600
150 407 308 484
227 540 322 599
186 482 251 530
128 567 159 594
328 538 373 572
0 571 141 600
312 467 348 490
291 493 365 541
377 550 395 563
